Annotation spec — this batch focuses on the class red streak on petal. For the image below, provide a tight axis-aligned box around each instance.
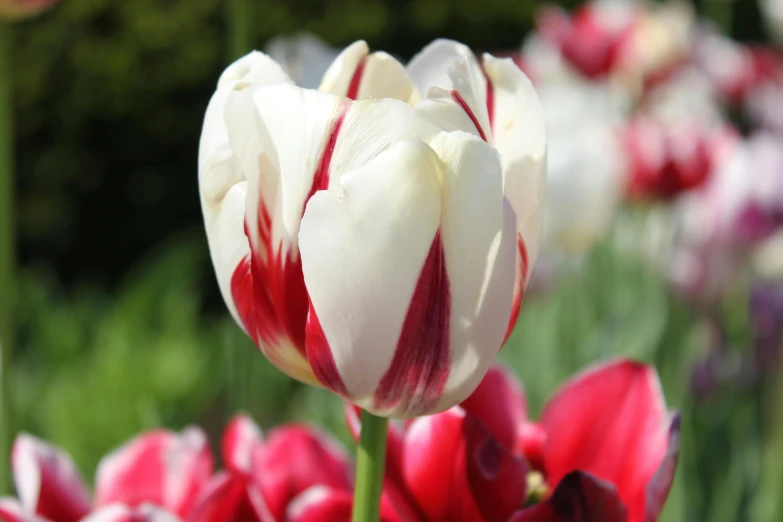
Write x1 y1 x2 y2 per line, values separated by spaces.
305 301 349 396
308 100 351 199
451 90 489 143
373 231 451 414
346 57 368 100
502 235 528 345
481 66 495 135
231 102 352 360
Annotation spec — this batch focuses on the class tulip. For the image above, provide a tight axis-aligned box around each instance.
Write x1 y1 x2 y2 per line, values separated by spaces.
536 81 627 255
0 428 212 522
692 27 782 106
199 39 545 418
535 2 639 80
623 117 737 201
465 360 679 522
347 359 679 522
0 0 58 20
189 414 358 522
667 132 783 299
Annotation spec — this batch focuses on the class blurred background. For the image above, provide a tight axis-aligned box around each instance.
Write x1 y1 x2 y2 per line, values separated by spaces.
2 0 783 521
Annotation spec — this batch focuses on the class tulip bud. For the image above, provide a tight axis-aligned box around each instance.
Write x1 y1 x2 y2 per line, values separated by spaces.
199 39 546 417
0 0 58 20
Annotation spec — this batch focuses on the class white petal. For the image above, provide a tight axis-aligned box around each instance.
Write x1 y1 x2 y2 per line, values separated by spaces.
407 39 486 104
319 41 368 95
427 132 517 411
319 41 418 102
199 51 291 327
483 54 547 273
406 45 491 144
250 84 412 254
250 83 344 253
299 140 443 409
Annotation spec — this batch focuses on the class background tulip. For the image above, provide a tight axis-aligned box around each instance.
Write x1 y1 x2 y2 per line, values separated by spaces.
199 40 545 418
345 359 678 522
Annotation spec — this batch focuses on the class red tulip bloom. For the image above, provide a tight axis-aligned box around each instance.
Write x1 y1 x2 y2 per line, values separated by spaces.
464 360 680 522
347 359 678 522
623 117 738 201
189 415 359 522
536 3 638 79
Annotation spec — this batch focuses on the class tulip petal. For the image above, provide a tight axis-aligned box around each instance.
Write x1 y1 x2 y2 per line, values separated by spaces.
403 409 468 521
0 499 49 522
482 55 547 339
11 434 91 522
319 41 417 102
80 505 183 522
644 415 680 522
287 486 402 522
188 473 270 522
408 39 489 136
299 139 444 413
95 427 213 518
459 416 529 522
222 415 263 476
539 359 671 522
428 132 517 412
250 425 352 522
403 407 527 522
460 365 528 452
199 52 291 331
508 471 628 522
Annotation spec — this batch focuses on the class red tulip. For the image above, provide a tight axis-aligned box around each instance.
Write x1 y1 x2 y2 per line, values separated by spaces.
463 360 680 522
623 117 737 200
286 486 402 522
189 415 355 522
345 405 530 522
536 3 638 79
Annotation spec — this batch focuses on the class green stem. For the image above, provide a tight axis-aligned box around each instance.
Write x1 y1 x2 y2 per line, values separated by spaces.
352 411 389 522
224 0 250 417
0 21 15 495
227 0 251 61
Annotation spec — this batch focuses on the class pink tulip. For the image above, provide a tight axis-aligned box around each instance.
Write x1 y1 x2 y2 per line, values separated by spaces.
199 39 546 417
0 0 58 20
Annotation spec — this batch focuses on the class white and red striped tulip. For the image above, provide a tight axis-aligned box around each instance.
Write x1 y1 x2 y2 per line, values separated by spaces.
0 0 58 20
94 428 213 519
199 39 545 417
3 435 90 522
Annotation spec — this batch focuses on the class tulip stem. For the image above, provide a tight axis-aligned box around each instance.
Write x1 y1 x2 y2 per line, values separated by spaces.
227 0 250 60
352 410 389 522
0 21 14 495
